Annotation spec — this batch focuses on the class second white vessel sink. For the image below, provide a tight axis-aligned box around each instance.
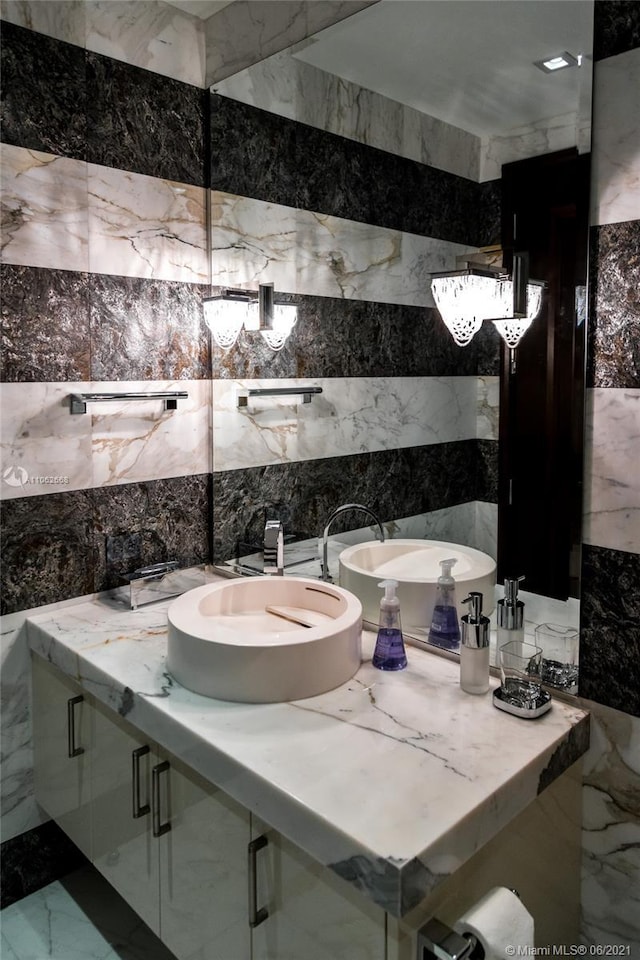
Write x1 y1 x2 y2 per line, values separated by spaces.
338 539 496 636
167 577 362 703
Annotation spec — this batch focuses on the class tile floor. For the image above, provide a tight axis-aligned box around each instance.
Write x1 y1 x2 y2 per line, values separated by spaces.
0 865 177 960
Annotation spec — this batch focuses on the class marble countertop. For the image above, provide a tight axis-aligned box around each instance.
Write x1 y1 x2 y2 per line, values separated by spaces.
26 574 589 918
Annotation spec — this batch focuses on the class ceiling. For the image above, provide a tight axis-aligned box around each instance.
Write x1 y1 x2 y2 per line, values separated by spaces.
163 0 593 138
292 0 593 137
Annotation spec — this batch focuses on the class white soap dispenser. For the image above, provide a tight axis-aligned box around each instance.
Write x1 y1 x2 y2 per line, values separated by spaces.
496 576 525 647
460 591 490 695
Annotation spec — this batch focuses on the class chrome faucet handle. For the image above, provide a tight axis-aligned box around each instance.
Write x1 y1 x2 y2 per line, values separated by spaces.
263 520 284 576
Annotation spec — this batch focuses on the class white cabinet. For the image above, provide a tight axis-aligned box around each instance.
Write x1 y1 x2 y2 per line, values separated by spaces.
252 819 386 960
91 699 161 935
32 657 93 860
31 655 386 960
159 753 251 960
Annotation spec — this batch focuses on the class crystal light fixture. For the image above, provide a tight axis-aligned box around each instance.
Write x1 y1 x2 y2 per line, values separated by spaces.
492 279 544 373
202 292 253 351
203 285 297 352
431 268 511 346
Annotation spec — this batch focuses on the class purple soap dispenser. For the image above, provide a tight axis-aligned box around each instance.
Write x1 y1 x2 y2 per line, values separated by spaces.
372 579 407 671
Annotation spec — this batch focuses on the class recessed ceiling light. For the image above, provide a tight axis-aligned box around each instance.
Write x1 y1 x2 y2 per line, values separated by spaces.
534 52 579 74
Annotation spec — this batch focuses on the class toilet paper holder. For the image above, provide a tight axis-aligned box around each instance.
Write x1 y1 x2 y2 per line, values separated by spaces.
417 917 479 960
417 889 521 960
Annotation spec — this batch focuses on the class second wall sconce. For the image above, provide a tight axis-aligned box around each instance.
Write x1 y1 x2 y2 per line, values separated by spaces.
203 283 297 353
430 254 544 371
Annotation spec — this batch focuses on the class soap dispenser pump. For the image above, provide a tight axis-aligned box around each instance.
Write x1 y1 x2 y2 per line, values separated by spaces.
372 579 407 671
428 558 461 650
460 591 490 694
496 576 525 647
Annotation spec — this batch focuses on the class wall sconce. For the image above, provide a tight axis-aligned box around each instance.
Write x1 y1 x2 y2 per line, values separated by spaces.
203 284 297 352
430 267 512 346
430 259 544 368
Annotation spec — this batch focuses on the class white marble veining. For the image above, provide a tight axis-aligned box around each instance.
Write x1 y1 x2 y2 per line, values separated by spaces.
212 377 481 472
0 380 211 500
476 375 499 441
26 583 588 915
86 0 206 87
0 865 175 960
214 45 480 181
480 111 584 184
88 163 207 282
582 388 640 554
211 191 476 306
1 145 89 273
0 618 47 842
0 0 86 47
590 47 640 227
1 146 208 281
580 700 640 949
0 0 207 87
204 0 375 86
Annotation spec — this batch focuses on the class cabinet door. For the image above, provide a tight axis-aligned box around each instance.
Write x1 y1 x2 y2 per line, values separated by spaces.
31 656 93 859
159 754 251 960
91 699 161 935
251 821 386 960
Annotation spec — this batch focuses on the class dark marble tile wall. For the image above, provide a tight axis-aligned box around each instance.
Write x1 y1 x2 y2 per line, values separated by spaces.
587 221 640 388
213 440 496 562
86 52 206 186
0 820 88 909
211 290 501 380
0 21 86 158
0 21 206 186
0 474 211 614
210 94 501 248
1 265 211 382
594 0 640 60
579 545 640 717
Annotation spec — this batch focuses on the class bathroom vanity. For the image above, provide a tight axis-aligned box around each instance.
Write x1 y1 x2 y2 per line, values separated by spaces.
27 576 589 960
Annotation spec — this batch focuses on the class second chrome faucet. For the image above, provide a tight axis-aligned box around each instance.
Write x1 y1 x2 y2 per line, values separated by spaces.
321 503 385 582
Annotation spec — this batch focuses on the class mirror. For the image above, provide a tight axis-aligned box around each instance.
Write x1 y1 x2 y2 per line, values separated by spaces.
207 0 594 632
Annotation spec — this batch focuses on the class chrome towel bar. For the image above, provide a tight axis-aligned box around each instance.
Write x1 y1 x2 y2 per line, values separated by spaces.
69 391 188 414
237 386 322 408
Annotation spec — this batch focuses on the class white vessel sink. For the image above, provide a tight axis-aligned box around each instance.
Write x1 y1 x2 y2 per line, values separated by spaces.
338 539 496 636
167 577 362 702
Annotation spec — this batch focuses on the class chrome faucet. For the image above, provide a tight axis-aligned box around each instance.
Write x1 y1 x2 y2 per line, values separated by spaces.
263 520 284 576
321 503 385 582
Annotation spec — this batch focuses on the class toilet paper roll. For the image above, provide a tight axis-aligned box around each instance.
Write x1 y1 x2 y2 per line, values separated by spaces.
453 886 534 960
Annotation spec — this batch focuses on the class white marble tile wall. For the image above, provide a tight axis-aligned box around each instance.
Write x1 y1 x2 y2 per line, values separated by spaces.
204 0 374 86
1 381 212 500
480 111 585 184
214 46 481 181
0 0 207 86
1 145 90 273
476 376 499 441
590 47 640 227
211 190 476 306
212 377 484 472
582 388 640 554
580 700 640 949
0 617 46 841
1 145 208 282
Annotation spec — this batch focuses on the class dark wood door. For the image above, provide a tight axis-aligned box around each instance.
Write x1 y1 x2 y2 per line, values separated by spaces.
499 149 590 600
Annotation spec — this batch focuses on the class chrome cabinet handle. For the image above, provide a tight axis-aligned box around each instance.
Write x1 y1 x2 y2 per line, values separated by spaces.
132 746 150 819
151 760 171 837
67 696 84 758
248 835 269 928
